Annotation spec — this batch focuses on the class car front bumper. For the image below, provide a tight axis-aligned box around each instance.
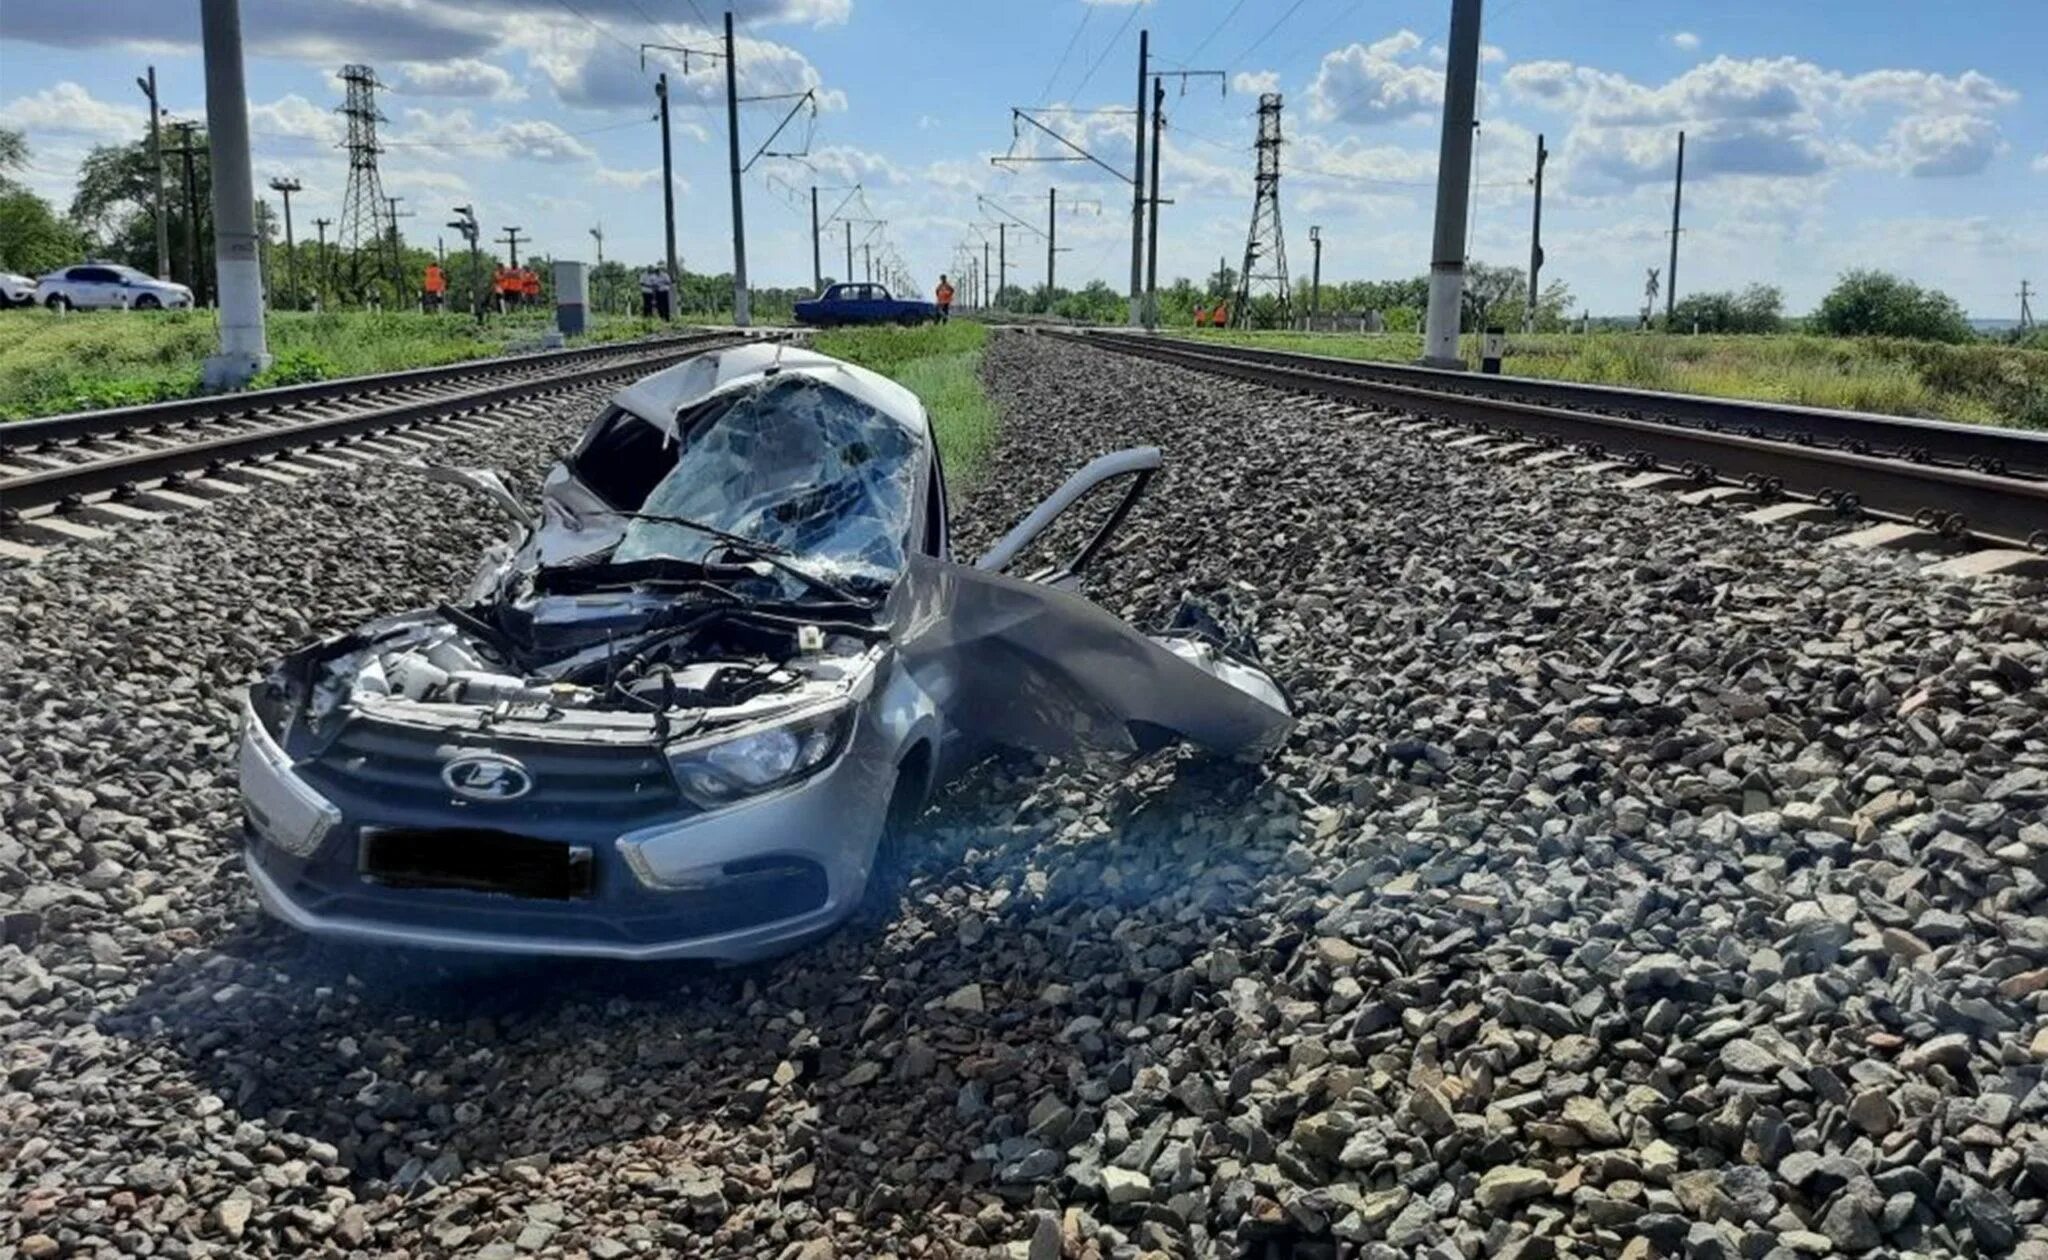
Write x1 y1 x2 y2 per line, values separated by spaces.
238 702 896 962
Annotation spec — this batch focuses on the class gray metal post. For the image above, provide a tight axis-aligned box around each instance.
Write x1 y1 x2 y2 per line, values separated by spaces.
138 67 171 279
657 74 679 291
268 177 300 310
723 11 751 326
1309 225 1322 321
983 239 990 312
810 185 822 291
199 0 269 386
1666 130 1684 326
998 222 1006 311
1127 28 1148 325
1526 132 1547 331
1145 77 1164 327
1047 187 1057 294
1421 0 1483 368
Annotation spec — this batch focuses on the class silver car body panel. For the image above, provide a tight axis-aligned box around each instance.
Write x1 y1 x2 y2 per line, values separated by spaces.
240 343 1288 961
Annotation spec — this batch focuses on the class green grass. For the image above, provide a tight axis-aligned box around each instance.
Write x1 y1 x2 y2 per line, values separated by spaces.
0 307 682 421
1181 328 2048 430
812 322 997 483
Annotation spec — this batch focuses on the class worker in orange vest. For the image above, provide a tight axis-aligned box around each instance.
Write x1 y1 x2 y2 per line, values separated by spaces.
935 274 954 323
1211 301 1229 327
422 262 446 312
520 269 541 303
1193 304 1209 328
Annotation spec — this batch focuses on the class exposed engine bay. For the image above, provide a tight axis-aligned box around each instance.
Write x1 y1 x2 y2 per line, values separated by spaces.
238 342 1292 963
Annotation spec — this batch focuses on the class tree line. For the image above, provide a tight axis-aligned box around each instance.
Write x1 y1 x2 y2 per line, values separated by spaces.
0 121 2014 346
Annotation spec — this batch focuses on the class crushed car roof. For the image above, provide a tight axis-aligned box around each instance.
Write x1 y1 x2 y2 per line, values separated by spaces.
611 342 928 440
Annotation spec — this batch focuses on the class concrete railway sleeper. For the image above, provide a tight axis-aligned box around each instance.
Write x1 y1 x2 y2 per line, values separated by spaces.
1061 331 2048 557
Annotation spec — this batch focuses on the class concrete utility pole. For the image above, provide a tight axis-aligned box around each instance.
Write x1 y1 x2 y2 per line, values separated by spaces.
862 243 871 283
137 66 171 280
983 239 991 312
1526 132 1547 331
997 222 1006 312
1048 186 1057 293
1422 0 1483 367
1127 27 1149 325
498 226 525 269
1309 225 1323 321
810 185 822 292
844 221 854 286
1667 130 1684 326
723 11 751 326
1145 77 1165 326
588 223 604 312
655 73 680 292
170 121 205 304
2021 279 2037 331
268 176 300 310
198 0 269 386
312 216 330 303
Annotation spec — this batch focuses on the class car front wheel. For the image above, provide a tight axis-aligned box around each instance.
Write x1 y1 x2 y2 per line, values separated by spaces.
132 294 161 311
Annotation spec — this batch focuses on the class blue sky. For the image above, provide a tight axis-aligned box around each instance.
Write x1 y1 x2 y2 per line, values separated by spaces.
3 0 2043 316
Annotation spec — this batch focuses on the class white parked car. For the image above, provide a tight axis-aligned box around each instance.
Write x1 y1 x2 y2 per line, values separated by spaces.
0 270 37 308
35 263 194 311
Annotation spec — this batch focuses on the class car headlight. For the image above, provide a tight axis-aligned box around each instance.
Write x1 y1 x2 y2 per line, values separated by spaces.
666 702 853 807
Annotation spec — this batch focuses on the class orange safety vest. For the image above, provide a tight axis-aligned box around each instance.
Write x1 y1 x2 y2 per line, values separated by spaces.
423 264 445 294
1194 305 1209 327
936 281 955 305
1212 303 1229 326
520 270 541 298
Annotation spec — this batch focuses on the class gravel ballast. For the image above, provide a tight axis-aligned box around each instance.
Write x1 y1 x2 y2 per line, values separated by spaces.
3 332 2047 1258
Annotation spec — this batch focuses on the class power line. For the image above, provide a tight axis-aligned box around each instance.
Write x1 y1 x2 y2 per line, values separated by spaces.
1037 4 1094 105
1070 1 1142 100
1231 0 1313 66
1184 0 1251 63
548 0 646 58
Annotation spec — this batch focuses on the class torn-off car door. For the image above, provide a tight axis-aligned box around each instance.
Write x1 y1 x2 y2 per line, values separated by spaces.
887 446 1291 760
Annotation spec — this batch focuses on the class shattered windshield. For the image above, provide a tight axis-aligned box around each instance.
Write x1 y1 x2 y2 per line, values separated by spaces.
613 373 921 588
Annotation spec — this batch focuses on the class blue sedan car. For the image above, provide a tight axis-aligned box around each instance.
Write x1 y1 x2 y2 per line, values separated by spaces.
793 282 941 328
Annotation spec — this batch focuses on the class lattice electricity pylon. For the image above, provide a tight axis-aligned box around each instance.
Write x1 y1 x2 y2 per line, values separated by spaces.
335 64 394 302
1232 93 1290 329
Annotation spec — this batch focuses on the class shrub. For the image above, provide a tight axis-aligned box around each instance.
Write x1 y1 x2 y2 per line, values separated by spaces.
1813 270 1975 344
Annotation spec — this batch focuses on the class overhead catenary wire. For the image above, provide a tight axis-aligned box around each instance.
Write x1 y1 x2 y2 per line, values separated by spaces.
1036 4 1095 105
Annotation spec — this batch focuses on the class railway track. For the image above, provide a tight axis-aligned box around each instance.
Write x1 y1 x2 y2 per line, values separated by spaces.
0 329 759 540
1066 329 2048 562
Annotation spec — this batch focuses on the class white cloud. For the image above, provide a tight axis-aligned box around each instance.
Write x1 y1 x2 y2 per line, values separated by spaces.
1888 113 2004 177
0 81 145 143
398 59 524 101
249 93 346 148
512 16 843 113
1503 54 2019 193
1669 31 1701 51
2035 153 2048 174
1307 30 1444 126
390 109 596 163
595 166 667 191
1481 44 1506 65
1233 70 1280 96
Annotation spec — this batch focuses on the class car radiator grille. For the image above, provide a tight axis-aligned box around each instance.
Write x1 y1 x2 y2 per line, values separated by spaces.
301 719 685 825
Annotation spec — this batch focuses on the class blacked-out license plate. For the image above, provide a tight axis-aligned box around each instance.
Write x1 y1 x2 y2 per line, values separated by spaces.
359 828 594 900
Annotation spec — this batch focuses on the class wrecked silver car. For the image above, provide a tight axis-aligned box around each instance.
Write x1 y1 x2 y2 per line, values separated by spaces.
239 343 1291 961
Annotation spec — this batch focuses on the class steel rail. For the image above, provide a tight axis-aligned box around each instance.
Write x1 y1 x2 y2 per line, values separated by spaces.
1 336 756 519
1061 330 2048 551
0 330 741 451
1081 329 2048 480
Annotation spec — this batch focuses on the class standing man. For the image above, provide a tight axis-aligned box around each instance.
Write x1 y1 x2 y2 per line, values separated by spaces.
639 265 661 320
935 273 954 323
422 261 446 312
